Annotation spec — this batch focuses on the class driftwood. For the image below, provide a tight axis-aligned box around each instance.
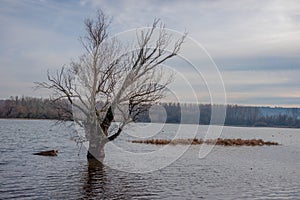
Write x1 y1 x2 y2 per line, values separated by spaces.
33 149 58 156
130 138 279 146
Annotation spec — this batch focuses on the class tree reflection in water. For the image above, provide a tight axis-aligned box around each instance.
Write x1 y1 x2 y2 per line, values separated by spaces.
82 160 133 199
82 160 105 199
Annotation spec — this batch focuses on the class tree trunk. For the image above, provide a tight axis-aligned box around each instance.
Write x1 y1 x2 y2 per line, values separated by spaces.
87 138 106 163
86 107 119 162
85 120 107 163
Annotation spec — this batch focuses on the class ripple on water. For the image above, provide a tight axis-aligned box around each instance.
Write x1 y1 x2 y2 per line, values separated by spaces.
0 119 299 199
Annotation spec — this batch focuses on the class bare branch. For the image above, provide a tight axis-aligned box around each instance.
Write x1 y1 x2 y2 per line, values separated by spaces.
36 10 186 146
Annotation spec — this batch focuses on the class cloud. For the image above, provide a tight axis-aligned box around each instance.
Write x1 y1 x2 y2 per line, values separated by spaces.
83 0 300 57
222 69 300 106
0 0 88 98
0 0 299 107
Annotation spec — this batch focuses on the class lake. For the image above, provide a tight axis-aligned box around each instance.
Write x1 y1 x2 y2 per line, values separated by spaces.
0 119 299 199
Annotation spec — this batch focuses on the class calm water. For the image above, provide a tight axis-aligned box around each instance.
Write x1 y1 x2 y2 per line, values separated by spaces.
0 119 299 199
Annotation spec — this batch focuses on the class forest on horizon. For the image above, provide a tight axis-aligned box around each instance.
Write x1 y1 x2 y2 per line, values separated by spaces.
0 96 299 128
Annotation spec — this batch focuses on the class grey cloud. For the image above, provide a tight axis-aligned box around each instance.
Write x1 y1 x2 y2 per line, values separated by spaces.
0 0 299 107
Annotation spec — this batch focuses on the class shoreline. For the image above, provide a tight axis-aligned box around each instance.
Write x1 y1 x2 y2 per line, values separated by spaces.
0 117 299 129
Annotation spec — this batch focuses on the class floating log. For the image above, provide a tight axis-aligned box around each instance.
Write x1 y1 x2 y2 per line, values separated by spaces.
130 138 279 146
33 149 58 156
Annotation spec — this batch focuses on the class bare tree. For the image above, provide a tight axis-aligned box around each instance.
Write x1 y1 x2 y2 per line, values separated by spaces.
36 10 186 162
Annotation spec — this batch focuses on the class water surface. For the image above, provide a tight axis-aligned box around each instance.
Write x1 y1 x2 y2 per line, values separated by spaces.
0 119 299 199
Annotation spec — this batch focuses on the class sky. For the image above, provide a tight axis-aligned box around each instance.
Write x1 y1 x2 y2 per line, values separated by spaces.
0 0 299 107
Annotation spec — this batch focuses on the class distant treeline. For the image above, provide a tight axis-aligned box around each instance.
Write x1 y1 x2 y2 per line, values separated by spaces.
137 103 300 128
0 96 71 120
1 96 300 128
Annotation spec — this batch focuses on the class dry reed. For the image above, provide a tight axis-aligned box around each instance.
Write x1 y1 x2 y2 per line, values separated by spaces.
130 138 279 146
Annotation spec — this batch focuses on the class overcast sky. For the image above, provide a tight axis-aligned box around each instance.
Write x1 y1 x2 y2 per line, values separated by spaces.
0 0 299 107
